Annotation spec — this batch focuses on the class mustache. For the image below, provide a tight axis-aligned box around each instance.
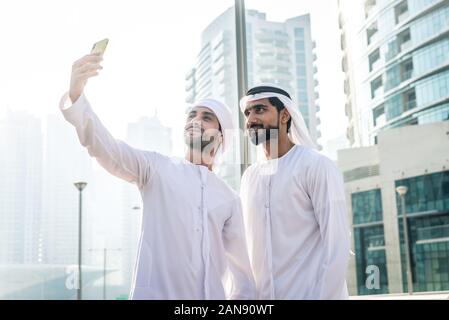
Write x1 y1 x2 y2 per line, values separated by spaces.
248 124 265 130
185 124 204 132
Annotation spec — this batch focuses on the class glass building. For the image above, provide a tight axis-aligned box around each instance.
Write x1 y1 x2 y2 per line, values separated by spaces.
352 189 389 295
339 0 449 147
338 122 449 295
338 0 449 296
396 171 449 292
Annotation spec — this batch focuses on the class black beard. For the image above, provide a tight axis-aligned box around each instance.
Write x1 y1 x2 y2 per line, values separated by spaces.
248 125 279 146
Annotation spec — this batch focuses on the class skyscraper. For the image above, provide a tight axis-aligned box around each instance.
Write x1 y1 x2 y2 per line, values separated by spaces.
42 114 94 265
186 7 322 189
339 0 449 147
0 111 43 265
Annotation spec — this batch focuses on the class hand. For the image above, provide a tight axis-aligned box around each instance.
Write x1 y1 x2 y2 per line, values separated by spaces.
69 54 103 103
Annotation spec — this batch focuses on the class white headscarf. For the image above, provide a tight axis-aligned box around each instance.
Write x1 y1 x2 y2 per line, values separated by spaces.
186 98 234 161
239 83 317 150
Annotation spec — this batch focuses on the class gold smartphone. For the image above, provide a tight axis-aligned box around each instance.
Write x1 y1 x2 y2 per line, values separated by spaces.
91 38 109 56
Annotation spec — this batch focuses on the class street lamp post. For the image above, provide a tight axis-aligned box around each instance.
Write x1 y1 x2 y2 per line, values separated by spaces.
396 186 413 295
74 181 87 300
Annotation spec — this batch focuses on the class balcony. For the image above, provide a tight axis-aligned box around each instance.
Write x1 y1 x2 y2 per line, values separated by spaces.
401 69 414 82
370 58 382 72
397 11 410 24
345 103 352 118
371 85 383 100
364 0 376 18
400 39 412 53
404 99 417 111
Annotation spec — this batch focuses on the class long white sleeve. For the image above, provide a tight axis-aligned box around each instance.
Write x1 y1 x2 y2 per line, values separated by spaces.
59 92 158 189
222 198 256 300
307 156 350 299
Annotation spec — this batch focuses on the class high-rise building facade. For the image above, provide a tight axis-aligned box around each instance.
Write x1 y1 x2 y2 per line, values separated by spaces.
338 121 449 295
338 0 449 296
339 0 449 147
0 111 43 264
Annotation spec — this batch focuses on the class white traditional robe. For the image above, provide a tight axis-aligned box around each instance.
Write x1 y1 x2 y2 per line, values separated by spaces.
59 93 255 300
240 144 350 300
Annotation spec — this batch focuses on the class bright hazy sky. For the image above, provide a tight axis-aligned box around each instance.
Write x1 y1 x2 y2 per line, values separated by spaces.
0 0 347 157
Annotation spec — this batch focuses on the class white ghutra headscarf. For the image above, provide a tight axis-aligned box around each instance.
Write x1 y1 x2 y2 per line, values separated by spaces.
239 83 317 150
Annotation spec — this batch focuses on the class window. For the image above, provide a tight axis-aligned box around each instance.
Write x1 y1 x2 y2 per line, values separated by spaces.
366 21 378 45
385 93 402 120
295 27 304 38
298 90 308 103
276 53 289 62
296 53 306 64
370 75 383 99
403 89 416 111
298 79 307 89
373 104 385 127
297 66 306 76
369 48 381 72
354 226 389 295
394 0 409 24
364 0 376 18
398 29 411 52
295 40 305 51
352 189 389 295
352 189 384 224
397 211 449 293
401 58 414 82
396 171 449 215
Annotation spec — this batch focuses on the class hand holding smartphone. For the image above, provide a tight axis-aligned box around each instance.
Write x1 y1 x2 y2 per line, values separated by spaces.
69 39 108 103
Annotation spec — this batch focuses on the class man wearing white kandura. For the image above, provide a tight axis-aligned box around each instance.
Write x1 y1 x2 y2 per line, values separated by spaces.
239 83 350 300
59 53 255 300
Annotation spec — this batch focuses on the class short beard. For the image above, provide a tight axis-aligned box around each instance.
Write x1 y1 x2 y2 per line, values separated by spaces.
184 134 216 151
248 125 279 146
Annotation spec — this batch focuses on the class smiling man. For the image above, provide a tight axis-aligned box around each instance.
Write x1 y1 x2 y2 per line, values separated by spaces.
59 53 255 299
239 83 350 300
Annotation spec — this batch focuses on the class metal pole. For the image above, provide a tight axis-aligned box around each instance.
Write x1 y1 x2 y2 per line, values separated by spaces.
401 194 414 295
74 182 87 300
78 189 83 300
103 248 107 300
235 0 249 175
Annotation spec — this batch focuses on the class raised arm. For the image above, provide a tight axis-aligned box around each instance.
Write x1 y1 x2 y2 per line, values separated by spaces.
60 54 160 189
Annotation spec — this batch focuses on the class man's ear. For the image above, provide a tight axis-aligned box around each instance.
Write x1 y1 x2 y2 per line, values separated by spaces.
281 109 291 124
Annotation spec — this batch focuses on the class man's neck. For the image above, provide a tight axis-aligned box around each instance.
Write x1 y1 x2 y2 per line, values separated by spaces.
263 136 295 160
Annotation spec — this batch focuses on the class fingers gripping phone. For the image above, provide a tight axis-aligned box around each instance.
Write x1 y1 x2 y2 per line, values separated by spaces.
91 38 109 56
